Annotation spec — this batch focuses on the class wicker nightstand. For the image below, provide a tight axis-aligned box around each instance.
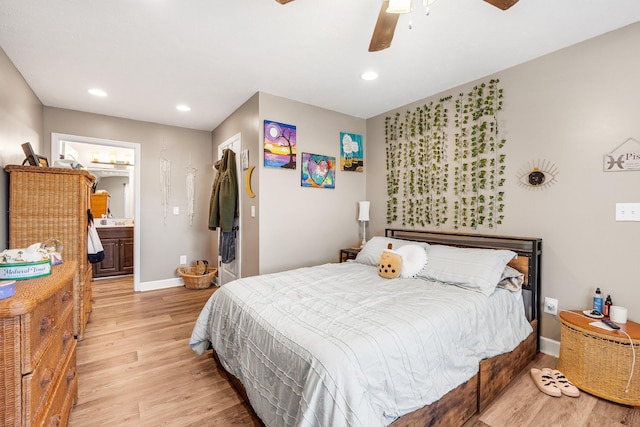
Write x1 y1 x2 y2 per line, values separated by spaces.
339 248 361 263
557 310 640 406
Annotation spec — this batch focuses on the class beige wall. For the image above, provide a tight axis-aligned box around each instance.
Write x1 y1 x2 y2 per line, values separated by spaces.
258 92 367 274
211 93 260 278
0 46 43 249
212 92 368 276
43 107 213 283
367 23 640 341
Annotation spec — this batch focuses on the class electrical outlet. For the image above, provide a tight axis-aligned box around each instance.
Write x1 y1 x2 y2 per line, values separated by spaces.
179 255 187 265
544 297 558 315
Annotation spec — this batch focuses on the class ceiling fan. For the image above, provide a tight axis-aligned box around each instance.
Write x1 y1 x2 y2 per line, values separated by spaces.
275 0 519 52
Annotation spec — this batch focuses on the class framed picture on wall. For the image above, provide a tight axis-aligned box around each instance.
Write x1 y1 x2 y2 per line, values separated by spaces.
301 152 335 189
340 132 364 172
264 120 297 169
21 142 43 166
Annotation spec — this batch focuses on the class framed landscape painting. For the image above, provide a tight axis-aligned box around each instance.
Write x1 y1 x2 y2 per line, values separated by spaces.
264 120 296 169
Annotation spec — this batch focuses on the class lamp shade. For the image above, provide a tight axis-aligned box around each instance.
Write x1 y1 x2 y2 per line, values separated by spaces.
358 201 370 221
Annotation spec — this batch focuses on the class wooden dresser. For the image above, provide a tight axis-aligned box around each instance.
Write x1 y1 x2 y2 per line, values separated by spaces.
6 165 96 340
0 262 78 426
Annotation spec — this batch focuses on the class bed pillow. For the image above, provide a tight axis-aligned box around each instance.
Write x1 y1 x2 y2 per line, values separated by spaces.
355 236 430 266
421 245 517 296
497 265 525 291
396 244 428 278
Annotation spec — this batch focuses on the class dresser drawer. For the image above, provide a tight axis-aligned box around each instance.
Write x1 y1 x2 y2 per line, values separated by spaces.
20 279 73 374
40 341 77 427
22 305 74 424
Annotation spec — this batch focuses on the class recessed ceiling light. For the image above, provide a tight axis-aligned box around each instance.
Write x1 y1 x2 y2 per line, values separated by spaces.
176 104 191 112
88 88 107 97
361 71 379 81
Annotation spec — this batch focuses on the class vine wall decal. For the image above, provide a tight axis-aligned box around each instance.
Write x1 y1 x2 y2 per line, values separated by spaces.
385 79 506 230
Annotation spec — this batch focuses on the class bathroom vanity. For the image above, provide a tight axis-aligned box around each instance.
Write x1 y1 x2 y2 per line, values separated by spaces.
92 226 134 278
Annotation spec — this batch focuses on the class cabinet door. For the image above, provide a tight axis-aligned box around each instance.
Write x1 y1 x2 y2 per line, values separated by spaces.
120 238 134 275
92 238 119 277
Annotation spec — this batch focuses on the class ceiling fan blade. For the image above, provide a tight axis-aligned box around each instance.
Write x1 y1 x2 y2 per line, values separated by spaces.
369 1 400 52
483 0 519 10
275 0 295 4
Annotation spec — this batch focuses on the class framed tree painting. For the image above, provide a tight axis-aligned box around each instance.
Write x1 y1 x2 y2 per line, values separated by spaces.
340 132 363 172
264 120 296 169
301 152 335 189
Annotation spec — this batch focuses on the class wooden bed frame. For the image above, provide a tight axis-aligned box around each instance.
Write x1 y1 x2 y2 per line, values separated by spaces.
212 229 542 427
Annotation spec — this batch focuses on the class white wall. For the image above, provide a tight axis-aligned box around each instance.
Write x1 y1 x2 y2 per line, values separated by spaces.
258 93 367 273
367 23 640 341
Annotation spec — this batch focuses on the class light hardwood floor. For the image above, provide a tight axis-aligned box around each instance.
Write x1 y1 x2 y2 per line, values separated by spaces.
69 276 639 427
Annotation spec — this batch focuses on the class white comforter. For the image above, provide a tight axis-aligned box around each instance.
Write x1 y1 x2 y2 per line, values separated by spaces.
189 262 532 427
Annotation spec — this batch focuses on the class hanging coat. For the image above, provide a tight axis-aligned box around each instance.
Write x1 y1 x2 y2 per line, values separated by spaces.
209 148 238 233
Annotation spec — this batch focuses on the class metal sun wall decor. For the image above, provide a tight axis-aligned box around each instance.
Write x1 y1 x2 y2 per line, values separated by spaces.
264 120 297 169
301 152 336 189
517 159 559 190
340 132 364 172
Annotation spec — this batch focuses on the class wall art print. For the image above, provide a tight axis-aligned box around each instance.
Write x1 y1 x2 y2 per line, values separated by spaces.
301 152 335 189
264 120 296 169
340 132 364 172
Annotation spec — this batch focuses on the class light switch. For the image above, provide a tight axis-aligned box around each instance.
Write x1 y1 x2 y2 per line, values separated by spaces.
615 203 640 221
173 206 180 215
251 206 256 217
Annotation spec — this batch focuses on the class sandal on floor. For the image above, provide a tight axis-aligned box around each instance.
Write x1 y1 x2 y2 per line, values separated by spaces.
542 368 580 397
530 368 561 397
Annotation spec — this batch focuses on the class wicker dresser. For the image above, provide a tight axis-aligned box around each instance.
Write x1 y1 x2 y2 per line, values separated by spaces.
6 165 96 340
0 262 78 426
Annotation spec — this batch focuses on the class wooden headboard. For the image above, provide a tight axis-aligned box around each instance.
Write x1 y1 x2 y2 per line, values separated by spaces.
385 229 542 325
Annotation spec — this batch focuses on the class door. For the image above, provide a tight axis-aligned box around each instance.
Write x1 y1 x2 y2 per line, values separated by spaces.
93 237 119 277
217 133 242 285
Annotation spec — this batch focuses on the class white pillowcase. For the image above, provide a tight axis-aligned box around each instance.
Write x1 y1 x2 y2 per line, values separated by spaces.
396 244 428 278
355 236 430 266
421 245 517 296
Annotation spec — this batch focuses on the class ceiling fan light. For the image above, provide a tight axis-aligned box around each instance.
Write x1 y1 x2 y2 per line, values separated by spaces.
387 0 412 14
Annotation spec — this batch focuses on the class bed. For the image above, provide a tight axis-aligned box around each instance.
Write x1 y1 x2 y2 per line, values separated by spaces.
190 229 542 426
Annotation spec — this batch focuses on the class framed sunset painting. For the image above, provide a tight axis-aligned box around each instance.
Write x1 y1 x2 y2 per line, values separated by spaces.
301 153 335 189
264 120 296 169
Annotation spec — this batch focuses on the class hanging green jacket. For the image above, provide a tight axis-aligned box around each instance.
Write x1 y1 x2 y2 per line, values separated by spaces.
209 148 238 232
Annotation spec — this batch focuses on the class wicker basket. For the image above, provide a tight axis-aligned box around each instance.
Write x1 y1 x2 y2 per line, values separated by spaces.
177 267 217 289
557 317 640 405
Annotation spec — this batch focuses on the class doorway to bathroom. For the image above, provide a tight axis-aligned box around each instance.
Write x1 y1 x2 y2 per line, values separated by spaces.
51 132 141 291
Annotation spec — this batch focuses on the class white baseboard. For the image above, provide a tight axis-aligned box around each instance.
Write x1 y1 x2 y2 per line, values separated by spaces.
539 336 560 358
139 277 183 292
